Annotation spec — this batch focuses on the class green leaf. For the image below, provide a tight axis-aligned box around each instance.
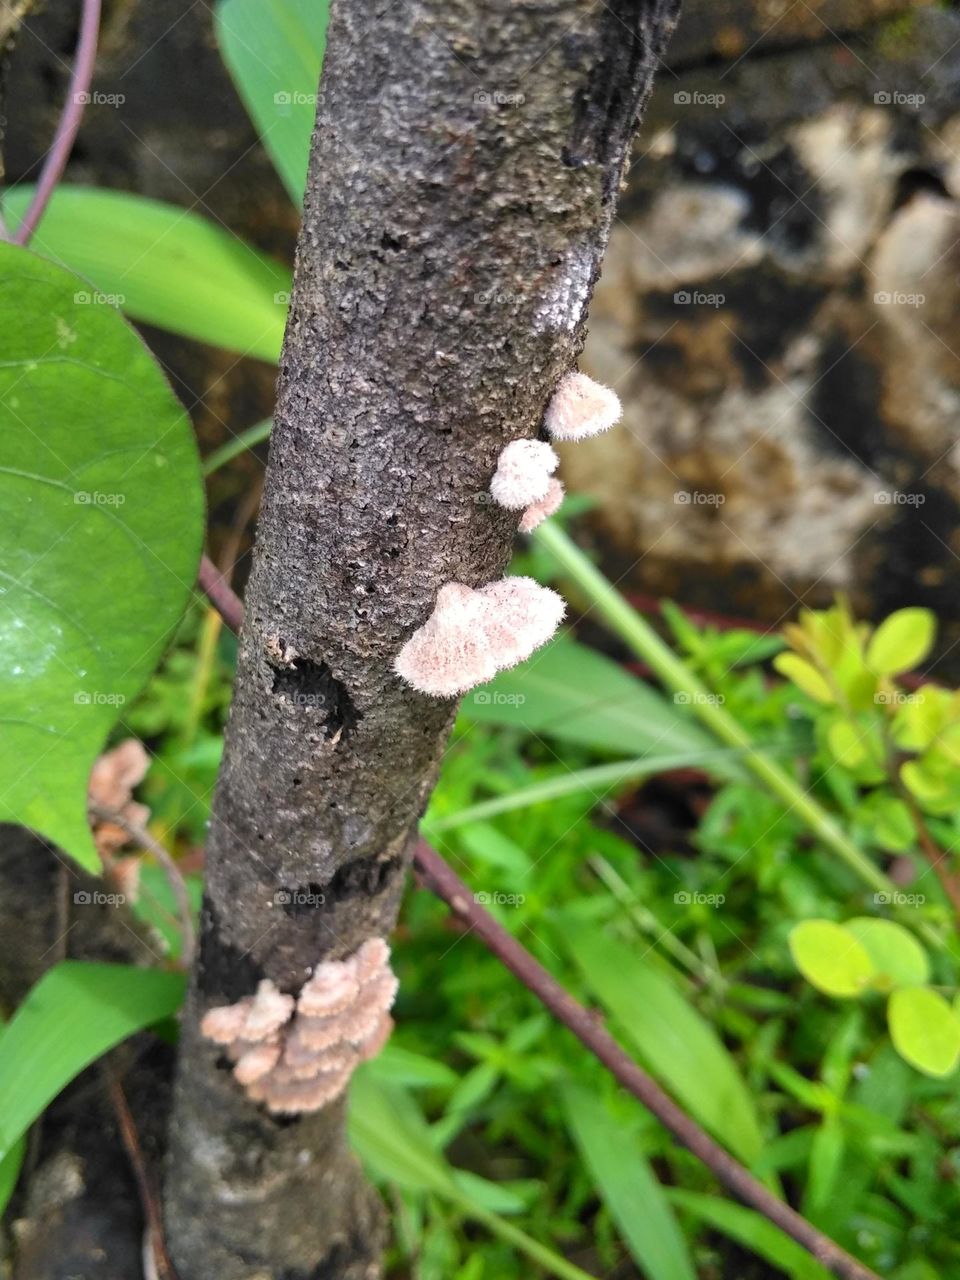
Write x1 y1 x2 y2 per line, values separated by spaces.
216 0 329 205
1 186 290 362
564 927 763 1164
773 653 835 704
804 1115 845 1216
349 1071 597 1280
0 242 204 869
866 608 935 677
363 1044 459 1090
855 792 916 853
457 822 533 876
563 1087 696 1280
0 962 185 1161
463 636 734 775
0 1135 25 1217
788 921 874 998
887 987 960 1078
844 918 929 991
667 1191 833 1280
825 718 867 768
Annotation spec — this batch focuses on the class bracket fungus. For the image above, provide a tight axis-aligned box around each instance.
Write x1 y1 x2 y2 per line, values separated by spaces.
490 438 559 509
519 477 565 534
544 371 621 441
200 937 397 1115
394 577 565 697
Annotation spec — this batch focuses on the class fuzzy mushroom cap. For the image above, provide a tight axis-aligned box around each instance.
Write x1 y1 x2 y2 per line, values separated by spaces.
519 478 565 534
395 577 565 698
544 371 621 441
489 439 559 509
394 582 500 696
202 937 400 1116
481 577 565 669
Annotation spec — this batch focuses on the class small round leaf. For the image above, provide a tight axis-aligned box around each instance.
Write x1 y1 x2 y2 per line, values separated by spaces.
866 608 935 678
888 987 960 1078
844 918 929 991
788 921 875 998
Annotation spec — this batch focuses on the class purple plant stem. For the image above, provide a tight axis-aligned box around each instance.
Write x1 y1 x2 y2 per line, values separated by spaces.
12 0 102 246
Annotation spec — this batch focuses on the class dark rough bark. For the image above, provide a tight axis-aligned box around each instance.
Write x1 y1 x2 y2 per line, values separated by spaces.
164 1 679 1276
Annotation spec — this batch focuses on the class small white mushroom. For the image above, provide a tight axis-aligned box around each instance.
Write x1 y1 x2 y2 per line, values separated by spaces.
200 999 253 1045
394 582 500 697
395 577 565 698
489 439 559 509
233 1040 282 1086
544 371 621 441
519 477 565 534
240 979 296 1041
480 577 565 670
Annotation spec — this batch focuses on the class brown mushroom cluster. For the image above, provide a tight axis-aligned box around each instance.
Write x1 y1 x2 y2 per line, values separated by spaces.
200 937 397 1114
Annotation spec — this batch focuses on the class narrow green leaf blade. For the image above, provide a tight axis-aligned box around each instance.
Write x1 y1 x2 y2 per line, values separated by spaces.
0 962 185 1161
565 927 764 1164
1 187 290 361
668 1190 834 1280
462 636 734 774
0 242 204 868
563 1086 696 1280
216 0 329 204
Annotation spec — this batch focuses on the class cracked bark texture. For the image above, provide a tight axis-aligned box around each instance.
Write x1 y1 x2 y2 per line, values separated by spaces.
164 0 679 1276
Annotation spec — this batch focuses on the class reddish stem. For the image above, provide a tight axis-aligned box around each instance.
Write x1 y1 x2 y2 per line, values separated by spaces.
12 0 102 246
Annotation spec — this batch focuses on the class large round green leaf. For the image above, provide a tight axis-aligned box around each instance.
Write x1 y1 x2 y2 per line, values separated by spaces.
0 242 203 870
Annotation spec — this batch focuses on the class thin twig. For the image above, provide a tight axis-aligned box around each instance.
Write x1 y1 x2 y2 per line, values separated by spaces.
198 554 244 634
413 840 881 1280
103 1067 180 1280
11 0 101 245
197 562 882 1280
905 793 960 921
89 802 195 969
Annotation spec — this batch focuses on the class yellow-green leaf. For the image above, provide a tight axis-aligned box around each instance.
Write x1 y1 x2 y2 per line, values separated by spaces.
788 921 874 998
773 654 835 704
866 608 935 678
888 987 960 1078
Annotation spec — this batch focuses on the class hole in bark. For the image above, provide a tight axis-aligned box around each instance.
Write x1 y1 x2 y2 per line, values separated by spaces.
270 657 361 741
324 853 403 902
198 898 266 1003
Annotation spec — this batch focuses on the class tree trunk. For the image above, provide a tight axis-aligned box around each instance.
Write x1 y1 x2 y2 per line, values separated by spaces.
163 0 679 1275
